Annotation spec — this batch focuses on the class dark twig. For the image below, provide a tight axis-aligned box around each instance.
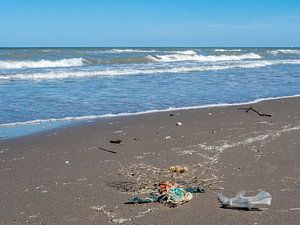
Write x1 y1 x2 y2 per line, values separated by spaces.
98 147 117 154
239 106 272 117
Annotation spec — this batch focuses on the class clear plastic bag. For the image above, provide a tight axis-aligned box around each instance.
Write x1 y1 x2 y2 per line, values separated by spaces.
217 191 272 209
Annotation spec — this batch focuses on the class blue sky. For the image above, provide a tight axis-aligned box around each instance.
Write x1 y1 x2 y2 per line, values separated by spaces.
1 0 300 47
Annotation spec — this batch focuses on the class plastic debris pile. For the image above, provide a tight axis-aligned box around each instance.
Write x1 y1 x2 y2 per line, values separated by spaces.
118 163 222 195
127 181 205 207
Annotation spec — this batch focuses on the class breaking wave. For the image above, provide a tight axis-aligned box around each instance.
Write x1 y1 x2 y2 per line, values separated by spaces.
147 52 261 62
0 58 85 69
214 49 242 52
268 49 300 55
108 49 159 53
1 59 300 80
107 49 199 54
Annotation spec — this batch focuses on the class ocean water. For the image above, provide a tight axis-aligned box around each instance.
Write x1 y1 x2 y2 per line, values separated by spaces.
1 47 300 139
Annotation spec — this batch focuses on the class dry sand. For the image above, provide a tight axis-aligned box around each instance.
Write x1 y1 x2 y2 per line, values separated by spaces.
1 97 300 225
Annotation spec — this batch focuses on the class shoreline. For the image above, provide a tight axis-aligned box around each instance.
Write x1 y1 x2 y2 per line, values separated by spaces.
1 96 300 224
2 94 300 140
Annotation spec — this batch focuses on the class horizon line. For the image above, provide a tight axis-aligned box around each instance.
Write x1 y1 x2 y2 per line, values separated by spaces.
0 46 299 49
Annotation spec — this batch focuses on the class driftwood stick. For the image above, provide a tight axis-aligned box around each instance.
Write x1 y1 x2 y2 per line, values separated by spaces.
98 147 117 154
239 106 272 117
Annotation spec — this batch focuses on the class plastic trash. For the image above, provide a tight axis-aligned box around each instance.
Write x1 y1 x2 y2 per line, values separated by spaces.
126 181 205 207
166 186 193 205
127 196 161 204
185 187 205 193
217 191 272 209
127 187 193 206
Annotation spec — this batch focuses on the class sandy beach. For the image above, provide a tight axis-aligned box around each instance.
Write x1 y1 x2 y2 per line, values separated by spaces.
1 96 300 225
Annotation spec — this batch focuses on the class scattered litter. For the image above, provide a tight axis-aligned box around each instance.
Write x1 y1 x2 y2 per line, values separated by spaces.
99 159 114 163
208 112 212 116
290 208 300 211
77 178 88 182
169 165 188 173
114 131 123 133
174 149 195 155
91 205 130 224
110 139 122 144
35 185 48 193
91 205 106 212
169 113 174 116
127 181 205 207
217 191 272 210
98 147 117 154
280 188 291 192
28 214 39 219
135 208 154 218
127 196 160 204
112 218 130 224
165 136 171 140
13 157 25 161
65 161 70 164
239 106 272 117
176 122 182 126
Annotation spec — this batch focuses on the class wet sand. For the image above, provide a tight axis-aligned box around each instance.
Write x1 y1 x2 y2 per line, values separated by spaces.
1 97 300 225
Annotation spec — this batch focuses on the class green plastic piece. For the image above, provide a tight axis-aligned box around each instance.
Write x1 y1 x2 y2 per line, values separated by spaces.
127 196 161 204
185 187 205 193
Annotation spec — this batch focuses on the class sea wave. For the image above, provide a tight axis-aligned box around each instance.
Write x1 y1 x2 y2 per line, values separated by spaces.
109 49 159 53
147 52 261 62
268 49 300 55
214 49 242 52
108 49 198 54
41 49 61 53
173 50 197 54
0 58 85 69
1 59 300 80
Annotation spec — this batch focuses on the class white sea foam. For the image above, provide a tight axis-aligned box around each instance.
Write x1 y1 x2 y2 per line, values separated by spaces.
1 59 300 80
108 49 197 54
2 95 300 128
41 49 61 53
147 52 261 62
173 50 197 55
87 49 198 54
0 58 85 69
268 49 300 55
109 49 158 53
214 49 242 52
